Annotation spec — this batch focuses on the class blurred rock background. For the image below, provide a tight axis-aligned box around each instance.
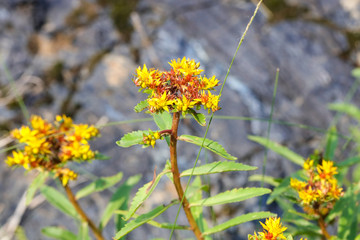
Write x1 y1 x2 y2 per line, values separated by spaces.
0 0 359 239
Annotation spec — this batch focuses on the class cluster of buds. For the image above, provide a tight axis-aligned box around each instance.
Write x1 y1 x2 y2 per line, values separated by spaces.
142 130 163 148
290 159 343 216
6 115 100 185
134 57 221 114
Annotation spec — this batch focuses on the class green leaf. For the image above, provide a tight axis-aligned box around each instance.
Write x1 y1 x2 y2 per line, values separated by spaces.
153 111 172 145
248 174 280 187
125 166 171 220
266 170 305 204
40 186 78 219
99 174 141 230
285 218 321 236
248 136 304 166
41 227 77 240
77 222 90 240
114 210 190 230
26 172 48 205
190 187 271 207
15 226 28 240
188 109 206 126
189 177 211 239
352 68 360 78
337 156 360 168
203 211 275 236
114 202 177 239
94 153 110 160
328 185 359 239
324 126 338 161
286 235 294 240
153 111 172 130
76 172 123 199
328 103 360 122
116 130 149 148
181 161 256 177
178 135 237 160
134 100 149 112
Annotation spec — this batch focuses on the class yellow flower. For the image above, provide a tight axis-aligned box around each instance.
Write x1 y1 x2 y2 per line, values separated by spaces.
169 57 203 76
56 115 73 130
148 91 174 113
56 168 78 186
317 160 337 180
11 126 38 144
303 158 314 171
290 178 307 191
200 75 219 90
201 91 220 113
259 217 287 240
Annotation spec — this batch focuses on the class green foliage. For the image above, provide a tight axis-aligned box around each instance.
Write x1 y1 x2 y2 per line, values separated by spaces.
178 135 237 160
125 166 171 220
134 100 149 113
40 186 79 219
203 212 275 236
328 103 360 121
248 135 304 166
190 188 271 207
26 171 48 205
324 126 338 160
114 202 177 239
188 109 206 126
99 174 141 230
77 222 90 240
248 174 280 187
153 111 172 144
180 161 256 177
41 227 77 240
116 130 149 147
76 172 123 199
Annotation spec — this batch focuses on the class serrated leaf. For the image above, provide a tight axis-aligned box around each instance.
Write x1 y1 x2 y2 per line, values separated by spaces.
114 202 177 239
178 135 237 160
203 211 275 236
134 100 149 112
26 171 48 205
248 136 304 166
76 172 123 199
99 174 141 230
190 187 271 207
181 161 256 177
116 130 149 148
40 186 78 219
125 166 171 220
324 126 338 160
114 210 189 230
41 227 77 240
248 174 280 187
328 103 360 122
153 111 172 130
189 109 206 126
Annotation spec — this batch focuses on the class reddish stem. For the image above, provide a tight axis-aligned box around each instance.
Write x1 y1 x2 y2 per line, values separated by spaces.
170 112 203 240
64 185 104 240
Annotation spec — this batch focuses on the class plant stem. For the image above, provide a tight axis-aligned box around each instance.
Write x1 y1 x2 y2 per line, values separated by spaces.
64 185 104 240
318 216 331 240
170 112 203 240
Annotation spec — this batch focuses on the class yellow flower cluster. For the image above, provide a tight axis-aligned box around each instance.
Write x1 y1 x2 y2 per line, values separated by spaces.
133 57 221 114
290 159 343 216
6 115 100 186
142 130 162 148
248 217 287 240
